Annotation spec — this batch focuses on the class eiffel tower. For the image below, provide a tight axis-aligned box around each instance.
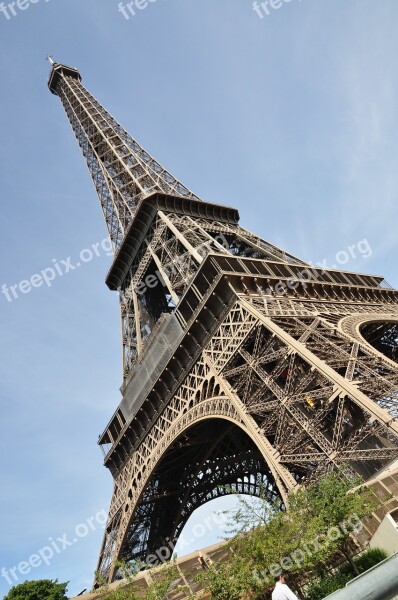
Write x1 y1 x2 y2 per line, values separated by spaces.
47 60 398 584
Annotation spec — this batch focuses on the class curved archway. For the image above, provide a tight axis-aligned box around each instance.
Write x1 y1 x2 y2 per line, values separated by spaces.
118 416 283 570
339 314 398 366
359 320 398 363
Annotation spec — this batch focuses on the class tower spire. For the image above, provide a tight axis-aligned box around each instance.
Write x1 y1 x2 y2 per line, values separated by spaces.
47 61 199 251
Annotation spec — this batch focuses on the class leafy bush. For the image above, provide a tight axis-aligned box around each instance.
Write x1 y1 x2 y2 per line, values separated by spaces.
354 547 388 573
196 556 260 600
3 579 68 600
102 585 140 600
339 546 388 577
307 548 388 600
306 573 351 600
100 561 181 600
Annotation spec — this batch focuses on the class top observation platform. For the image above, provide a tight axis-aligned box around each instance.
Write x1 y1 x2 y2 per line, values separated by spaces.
47 58 81 95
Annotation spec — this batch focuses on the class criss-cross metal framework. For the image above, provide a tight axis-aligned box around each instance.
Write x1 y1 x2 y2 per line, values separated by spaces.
48 62 398 585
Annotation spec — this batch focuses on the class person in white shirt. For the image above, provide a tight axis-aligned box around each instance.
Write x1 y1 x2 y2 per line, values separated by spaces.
271 573 299 600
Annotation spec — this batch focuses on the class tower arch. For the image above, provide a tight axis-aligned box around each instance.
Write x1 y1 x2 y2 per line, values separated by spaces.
116 410 284 574
339 314 398 366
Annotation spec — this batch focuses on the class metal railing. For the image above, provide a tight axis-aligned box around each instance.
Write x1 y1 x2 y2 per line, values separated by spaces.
380 278 394 289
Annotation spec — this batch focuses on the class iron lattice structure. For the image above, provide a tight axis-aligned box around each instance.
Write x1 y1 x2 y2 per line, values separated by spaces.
48 61 398 584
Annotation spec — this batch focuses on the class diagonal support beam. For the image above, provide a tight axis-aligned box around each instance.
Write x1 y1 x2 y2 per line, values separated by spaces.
240 298 398 438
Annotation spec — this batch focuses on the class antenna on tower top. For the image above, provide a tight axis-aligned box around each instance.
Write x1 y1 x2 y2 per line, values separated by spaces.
46 55 55 65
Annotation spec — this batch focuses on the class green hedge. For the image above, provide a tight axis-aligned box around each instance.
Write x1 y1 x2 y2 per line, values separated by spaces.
306 548 388 600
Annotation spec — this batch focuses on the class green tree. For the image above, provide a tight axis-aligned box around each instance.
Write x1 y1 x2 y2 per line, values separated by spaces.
289 471 379 575
3 579 68 600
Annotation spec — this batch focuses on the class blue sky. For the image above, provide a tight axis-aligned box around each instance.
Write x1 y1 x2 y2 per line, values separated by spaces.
0 0 398 597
